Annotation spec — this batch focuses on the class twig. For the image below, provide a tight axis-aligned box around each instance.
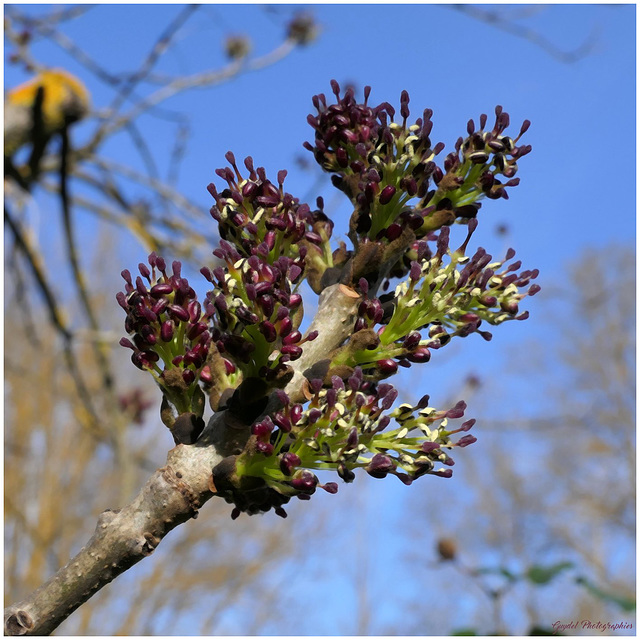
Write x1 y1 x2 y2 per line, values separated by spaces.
59 127 115 392
452 5 599 63
89 4 200 148
3 282 362 635
4 206 71 341
92 39 295 144
167 122 190 187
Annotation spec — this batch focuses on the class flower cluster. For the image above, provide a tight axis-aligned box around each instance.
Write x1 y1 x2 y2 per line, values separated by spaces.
117 254 211 436
337 223 540 377
214 368 476 518
116 82 538 520
201 239 316 385
305 80 438 244
305 81 531 274
208 153 341 294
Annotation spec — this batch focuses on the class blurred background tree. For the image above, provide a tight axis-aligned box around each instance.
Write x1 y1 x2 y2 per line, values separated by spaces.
4 4 635 635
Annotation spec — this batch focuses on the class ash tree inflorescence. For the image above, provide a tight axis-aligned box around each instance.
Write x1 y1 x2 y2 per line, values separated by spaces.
117 80 539 519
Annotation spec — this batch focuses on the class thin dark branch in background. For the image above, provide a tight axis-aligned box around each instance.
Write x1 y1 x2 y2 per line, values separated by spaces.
7 243 42 348
11 12 121 86
452 4 600 63
124 121 162 181
167 122 190 187
5 205 106 437
59 127 115 392
5 205 72 341
7 4 96 29
103 5 200 117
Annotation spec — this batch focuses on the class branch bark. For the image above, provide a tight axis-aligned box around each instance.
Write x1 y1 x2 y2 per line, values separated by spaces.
3 283 361 636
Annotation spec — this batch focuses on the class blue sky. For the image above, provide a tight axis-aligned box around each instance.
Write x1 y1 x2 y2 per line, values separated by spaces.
6 3 635 404
4 3 636 635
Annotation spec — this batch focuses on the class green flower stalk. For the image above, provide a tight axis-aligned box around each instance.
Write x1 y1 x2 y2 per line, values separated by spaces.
213 370 476 518
337 221 540 376
117 253 212 443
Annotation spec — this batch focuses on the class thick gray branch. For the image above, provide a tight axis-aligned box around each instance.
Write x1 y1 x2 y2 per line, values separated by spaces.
3 283 361 636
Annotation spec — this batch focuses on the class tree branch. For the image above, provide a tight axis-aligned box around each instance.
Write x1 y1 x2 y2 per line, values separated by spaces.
3 282 361 636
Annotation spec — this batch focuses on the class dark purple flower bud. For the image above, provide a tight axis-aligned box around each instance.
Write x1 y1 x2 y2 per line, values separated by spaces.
223 359 236 375
253 418 274 438
276 331 299 349
119 337 136 350
460 419 476 432
528 284 541 296
446 400 466 419
289 293 302 308
279 452 302 476
379 185 396 205
436 226 450 258
280 343 302 359
403 332 421 349
256 441 274 456
409 261 421 281
377 359 398 375
433 469 453 478
235 306 260 325
116 292 128 310
374 415 391 433
480 295 498 307
336 147 349 168
421 441 441 453
187 300 201 323
259 321 277 343
161 320 175 342
366 453 395 478
130 352 145 369
331 376 345 391
278 317 293 338
121 269 133 285
359 277 369 294
168 304 189 323
500 299 519 315
187 322 208 341
196 365 212 384
182 369 196 385
457 435 477 448
148 283 173 300
135 277 148 296
289 264 303 282
291 470 318 493
322 482 338 494
290 403 303 424
138 263 151 280
407 347 431 363
385 223 403 241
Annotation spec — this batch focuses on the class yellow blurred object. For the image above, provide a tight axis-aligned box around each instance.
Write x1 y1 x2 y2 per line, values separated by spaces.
4 69 90 156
